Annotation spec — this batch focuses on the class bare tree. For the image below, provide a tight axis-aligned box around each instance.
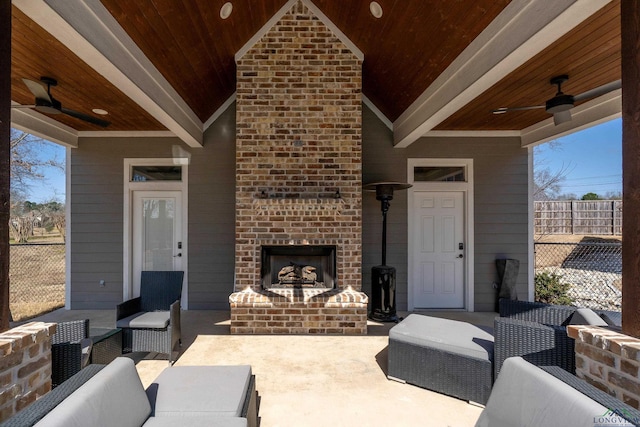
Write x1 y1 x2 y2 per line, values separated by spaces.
533 141 573 201
9 130 64 243
10 129 64 202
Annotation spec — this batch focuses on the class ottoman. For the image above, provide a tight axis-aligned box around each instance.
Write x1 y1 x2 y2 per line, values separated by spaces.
146 365 259 427
388 314 494 404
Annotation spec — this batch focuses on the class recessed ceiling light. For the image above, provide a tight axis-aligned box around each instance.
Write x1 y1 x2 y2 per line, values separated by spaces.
220 2 233 19
92 108 109 115
370 1 383 18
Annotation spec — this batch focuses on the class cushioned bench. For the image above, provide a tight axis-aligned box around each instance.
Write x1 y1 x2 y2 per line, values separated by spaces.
147 365 258 424
388 314 494 404
19 358 258 427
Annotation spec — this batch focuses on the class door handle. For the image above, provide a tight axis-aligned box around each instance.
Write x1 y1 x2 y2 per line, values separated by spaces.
173 253 182 257
457 254 463 258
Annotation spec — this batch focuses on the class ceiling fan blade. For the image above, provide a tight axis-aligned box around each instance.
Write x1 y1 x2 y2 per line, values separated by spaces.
553 110 572 125
60 107 111 127
492 105 545 114
10 104 37 109
573 80 622 102
22 78 52 102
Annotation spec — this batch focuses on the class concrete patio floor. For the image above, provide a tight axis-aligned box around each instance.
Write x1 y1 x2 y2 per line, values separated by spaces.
28 309 498 427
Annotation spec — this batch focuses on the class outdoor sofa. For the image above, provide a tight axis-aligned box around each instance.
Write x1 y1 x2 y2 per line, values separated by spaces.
494 298 619 377
1 357 259 427
388 299 619 404
50 319 92 388
476 356 640 427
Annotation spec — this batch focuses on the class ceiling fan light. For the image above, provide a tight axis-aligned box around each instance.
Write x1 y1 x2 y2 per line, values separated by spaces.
545 94 574 113
92 108 109 115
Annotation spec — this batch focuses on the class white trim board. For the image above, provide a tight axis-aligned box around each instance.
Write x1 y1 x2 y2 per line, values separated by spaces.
363 95 393 131
11 104 79 148
203 93 237 131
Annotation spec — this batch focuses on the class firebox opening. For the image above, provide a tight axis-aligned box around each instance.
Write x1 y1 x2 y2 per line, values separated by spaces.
261 245 336 289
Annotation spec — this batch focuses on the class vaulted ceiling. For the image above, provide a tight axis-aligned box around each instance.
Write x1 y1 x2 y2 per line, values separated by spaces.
9 0 621 148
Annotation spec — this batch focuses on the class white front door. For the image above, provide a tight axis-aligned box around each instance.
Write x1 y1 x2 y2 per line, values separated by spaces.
132 191 183 298
413 191 465 308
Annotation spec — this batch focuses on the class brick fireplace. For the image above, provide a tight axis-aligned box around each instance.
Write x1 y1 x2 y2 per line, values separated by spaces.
229 1 368 334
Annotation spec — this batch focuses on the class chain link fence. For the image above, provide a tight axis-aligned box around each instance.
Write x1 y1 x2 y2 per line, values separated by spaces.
535 241 622 310
10 243 65 322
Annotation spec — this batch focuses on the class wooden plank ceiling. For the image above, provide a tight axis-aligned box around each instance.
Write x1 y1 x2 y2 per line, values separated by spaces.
10 6 164 131
435 0 621 131
10 0 621 134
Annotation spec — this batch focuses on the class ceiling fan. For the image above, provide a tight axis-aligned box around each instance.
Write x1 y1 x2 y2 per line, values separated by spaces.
12 77 111 127
492 75 621 126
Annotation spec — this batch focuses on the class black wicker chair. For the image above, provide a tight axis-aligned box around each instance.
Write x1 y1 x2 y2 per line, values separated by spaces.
494 299 577 379
116 271 184 364
51 319 92 388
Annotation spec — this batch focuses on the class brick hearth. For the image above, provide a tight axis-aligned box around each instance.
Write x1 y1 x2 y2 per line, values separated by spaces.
230 288 367 334
230 1 367 334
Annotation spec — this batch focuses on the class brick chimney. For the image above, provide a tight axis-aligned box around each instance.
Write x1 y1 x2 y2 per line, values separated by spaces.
230 1 367 334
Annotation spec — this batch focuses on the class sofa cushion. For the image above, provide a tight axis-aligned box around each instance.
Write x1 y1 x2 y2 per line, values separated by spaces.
475 357 609 427
117 311 170 329
35 357 151 427
389 314 494 361
569 308 608 326
143 416 247 427
147 365 252 417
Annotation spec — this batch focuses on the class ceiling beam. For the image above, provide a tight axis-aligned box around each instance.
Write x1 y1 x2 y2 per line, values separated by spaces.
11 104 78 148
14 0 203 147
392 0 612 148
520 90 621 147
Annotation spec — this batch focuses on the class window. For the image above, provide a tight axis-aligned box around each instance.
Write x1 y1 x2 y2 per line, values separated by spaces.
131 166 182 182
413 166 466 182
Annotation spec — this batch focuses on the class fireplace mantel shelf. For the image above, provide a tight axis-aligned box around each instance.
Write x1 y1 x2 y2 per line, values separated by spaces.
253 197 345 215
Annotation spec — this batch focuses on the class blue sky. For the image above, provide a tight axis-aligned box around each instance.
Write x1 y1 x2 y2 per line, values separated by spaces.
535 118 622 198
28 140 66 203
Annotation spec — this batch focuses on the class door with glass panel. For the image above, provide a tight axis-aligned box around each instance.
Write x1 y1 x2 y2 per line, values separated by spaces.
132 191 183 298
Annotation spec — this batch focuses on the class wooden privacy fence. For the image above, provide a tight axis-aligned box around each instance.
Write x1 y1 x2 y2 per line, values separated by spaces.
535 200 623 235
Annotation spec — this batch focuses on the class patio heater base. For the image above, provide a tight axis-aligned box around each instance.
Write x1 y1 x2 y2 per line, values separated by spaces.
369 265 398 323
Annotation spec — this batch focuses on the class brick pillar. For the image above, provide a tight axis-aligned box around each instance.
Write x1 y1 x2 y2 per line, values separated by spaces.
0 322 56 422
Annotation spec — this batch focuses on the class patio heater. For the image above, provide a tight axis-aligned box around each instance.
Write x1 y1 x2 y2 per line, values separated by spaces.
364 182 412 322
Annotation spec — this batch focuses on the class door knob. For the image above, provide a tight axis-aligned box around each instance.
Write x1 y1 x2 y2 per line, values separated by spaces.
457 254 463 258
174 253 182 257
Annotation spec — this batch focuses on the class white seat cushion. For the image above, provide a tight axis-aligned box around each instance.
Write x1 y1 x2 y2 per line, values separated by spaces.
117 311 170 329
475 357 609 427
389 314 494 360
35 357 151 427
147 365 252 417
